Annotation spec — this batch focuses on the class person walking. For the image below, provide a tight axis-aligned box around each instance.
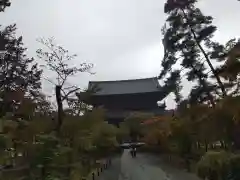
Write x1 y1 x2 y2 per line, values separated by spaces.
130 146 134 158
133 147 137 157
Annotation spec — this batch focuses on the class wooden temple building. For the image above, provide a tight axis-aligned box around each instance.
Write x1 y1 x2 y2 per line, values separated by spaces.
82 77 170 125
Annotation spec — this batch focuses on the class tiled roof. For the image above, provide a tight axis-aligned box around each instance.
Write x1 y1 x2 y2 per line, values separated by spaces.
88 77 162 95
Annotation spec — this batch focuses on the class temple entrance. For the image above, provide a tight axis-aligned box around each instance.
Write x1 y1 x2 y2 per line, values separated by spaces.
81 77 169 125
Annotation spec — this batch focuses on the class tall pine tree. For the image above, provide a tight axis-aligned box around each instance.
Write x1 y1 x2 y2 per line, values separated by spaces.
159 0 226 106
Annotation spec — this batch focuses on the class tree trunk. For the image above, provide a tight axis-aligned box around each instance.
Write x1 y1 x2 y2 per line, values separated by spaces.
41 165 46 180
55 85 63 132
204 140 208 152
181 9 227 97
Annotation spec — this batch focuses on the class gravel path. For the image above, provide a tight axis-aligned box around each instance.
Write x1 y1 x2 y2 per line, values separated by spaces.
135 153 201 180
97 149 201 180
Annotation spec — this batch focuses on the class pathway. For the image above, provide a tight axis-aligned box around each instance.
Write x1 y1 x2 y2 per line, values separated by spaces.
97 149 201 180
96 156 121 180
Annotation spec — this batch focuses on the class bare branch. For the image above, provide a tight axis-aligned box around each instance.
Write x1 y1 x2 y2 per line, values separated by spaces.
60 90 71 107
61 87 81 101
62 85 80 91
36 37 94 130
37 37 93 87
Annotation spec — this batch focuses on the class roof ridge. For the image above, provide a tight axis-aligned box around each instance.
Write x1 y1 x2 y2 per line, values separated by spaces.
89 77 158 83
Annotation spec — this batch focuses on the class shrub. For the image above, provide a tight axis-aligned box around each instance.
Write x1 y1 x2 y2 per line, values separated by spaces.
196 151 240 180
196 151 230 180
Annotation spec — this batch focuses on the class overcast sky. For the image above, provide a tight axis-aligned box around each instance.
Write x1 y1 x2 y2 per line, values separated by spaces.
1 0 240 109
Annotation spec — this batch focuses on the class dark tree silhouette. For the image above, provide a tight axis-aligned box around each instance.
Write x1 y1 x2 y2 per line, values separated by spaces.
0 0 10 12
160 70 182 103
0 24 42 117
159 0 227 106
212 39 240 97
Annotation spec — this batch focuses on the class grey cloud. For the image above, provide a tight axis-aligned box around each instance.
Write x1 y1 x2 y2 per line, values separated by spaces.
1 0 240 109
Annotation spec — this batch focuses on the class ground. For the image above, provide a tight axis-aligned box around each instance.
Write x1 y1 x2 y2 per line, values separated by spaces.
97 149 201 180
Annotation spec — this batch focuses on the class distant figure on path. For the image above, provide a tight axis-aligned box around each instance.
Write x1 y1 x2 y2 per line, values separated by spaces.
130 146 137 158
134 147 137 157
130 147 134 157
